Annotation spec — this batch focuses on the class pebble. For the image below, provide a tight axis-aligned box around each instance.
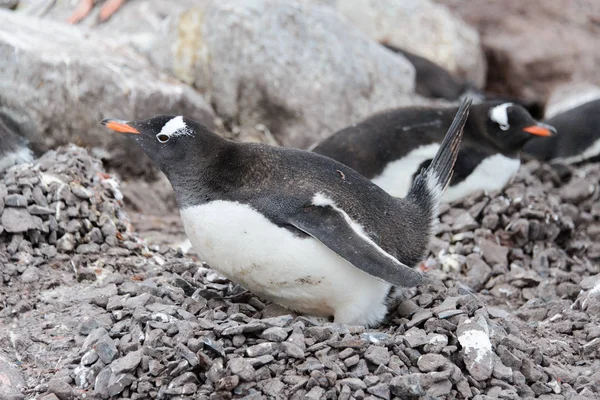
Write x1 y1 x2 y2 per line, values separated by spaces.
1 148 597 400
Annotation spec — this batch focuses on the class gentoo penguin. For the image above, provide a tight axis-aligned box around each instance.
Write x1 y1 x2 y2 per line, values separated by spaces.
101 98 472 327
382 44 543 118
311 101 555 203
381 44 477 102
523 99 600 164
0 117 33 174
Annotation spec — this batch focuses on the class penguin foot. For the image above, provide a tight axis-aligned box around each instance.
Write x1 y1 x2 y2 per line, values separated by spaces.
99 0 126 22
67 0 94 24
67 0 126 25
334 300 388 328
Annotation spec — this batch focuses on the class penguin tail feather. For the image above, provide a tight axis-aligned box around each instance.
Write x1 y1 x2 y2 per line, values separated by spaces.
407 96 472 216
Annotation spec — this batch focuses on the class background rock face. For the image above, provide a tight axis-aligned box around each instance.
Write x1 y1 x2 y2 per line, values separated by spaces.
437 0 600 106
0 10 215 178
150 0 420 149
325 0 487 88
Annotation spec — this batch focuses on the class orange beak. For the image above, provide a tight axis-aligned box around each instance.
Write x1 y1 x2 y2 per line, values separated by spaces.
100 118 140 134
523 123 556 137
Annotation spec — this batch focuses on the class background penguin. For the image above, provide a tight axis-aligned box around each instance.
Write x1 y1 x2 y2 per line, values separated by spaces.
523 99 600 165
101 98 472 327
382 43 543 119
0 117 34 174
311 101 555 203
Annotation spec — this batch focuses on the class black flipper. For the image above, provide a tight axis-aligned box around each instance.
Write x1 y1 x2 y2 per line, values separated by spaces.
287 205 424 288
407 97 471 217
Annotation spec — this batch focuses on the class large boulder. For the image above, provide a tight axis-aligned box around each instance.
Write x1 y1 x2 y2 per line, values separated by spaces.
149 0 420 149
319 0 486 88
544 82 600 118
14 0 205 53
437 0 600 106
0 10 214 178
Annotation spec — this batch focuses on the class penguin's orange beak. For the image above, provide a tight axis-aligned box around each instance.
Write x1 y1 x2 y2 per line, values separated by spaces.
522 123 556 137
100 119 140 134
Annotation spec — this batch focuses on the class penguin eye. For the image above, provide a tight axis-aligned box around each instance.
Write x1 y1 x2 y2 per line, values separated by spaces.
156 133 170 143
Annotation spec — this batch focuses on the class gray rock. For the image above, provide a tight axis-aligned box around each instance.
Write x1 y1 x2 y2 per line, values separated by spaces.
0 10 214 178
452 212 479 232
47 377 74 400
478 238 509 266
464 254 492 291
109 350 142 374
5 194 27 207
56 233 76 252
107 373 135 397
96 339 118 364
150 0 419 149
403 327 429 348
0 355 25 399
20 266 40 283
81 350 99 366
368 384 390 399
1 207 42 232
228 358 256 382
246 342 277 357
261 327 288 342
457 316 493 381
324 0 486 86
305 386 326 400
339 377 367 390
281 341 305 359
364 345 390 366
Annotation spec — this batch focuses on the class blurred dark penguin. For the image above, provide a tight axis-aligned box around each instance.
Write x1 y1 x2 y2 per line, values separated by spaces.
101 98 472 327
523 99 600 164
381 44 478 102
312 101 555 202
382 43 543 119
0 117 33 174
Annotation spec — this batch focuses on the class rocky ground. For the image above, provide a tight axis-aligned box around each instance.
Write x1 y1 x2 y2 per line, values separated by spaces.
0 145 598 400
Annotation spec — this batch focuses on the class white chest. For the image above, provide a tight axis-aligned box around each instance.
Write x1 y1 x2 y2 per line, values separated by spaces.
442 154 520 202
179 201 391 325
371 143 440 198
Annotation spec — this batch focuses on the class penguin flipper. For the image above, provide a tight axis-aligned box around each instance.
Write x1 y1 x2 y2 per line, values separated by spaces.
287 204 424 288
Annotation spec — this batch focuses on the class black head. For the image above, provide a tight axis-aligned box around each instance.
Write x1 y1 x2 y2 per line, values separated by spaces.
100 115 221 180
479 102 556 152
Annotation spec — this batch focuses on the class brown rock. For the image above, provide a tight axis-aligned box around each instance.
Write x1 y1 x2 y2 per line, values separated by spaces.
438 0 600 105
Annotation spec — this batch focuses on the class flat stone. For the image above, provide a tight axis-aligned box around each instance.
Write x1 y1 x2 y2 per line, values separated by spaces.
47 377 73 400
281 341 305 359
261 327 288 342
0 355 25 399
403 327 429 348
1 208 42 232
109 350 142 375
457 316 493 381
246 342 277 358
364 345 390 366
340 377 367 390
478 239 509 266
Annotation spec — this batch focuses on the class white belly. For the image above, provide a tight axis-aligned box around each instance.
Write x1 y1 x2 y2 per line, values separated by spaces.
180 200 391 326
442 154 520 202
371 143 440 198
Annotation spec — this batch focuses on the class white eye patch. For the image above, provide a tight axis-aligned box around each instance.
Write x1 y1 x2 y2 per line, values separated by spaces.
489 103 513 131
156 116 192 142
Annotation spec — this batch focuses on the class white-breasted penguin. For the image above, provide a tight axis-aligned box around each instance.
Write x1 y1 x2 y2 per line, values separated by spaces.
0 117 33 174
311 101 555 203
101 98 472 327
523 99 600 165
